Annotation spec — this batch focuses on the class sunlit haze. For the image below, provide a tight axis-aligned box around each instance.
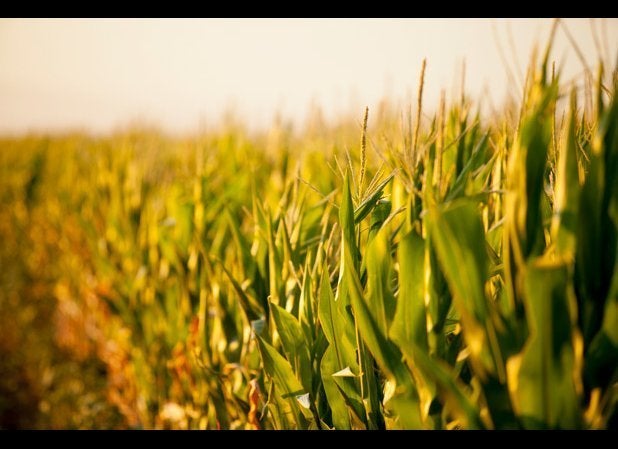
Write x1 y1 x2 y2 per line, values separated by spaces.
1 18 617 135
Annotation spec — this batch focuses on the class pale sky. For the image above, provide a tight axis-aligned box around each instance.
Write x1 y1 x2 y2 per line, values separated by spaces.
0 18 616 135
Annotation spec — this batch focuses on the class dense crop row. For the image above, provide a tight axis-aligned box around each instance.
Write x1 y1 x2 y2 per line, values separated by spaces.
0 43 616 429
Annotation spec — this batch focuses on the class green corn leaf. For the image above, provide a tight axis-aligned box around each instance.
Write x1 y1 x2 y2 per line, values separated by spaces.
426 198 500 379
216 258 263 321
354 174 394 224
503 81 557 314
317 269 360 430
408 346 485 429
576 86 618 347
320 347 352 429
298 263 316 345
445 133 489 201
390 229 428 352
365 225 397 336
551 89 581 258
368 198 392 243
267 209 284 306
344 245 423 428
514 256 582 429
255 334 313 428
332 381 369 429
270 301 313 395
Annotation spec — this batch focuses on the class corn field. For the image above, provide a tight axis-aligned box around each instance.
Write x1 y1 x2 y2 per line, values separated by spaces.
0 39 617 429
